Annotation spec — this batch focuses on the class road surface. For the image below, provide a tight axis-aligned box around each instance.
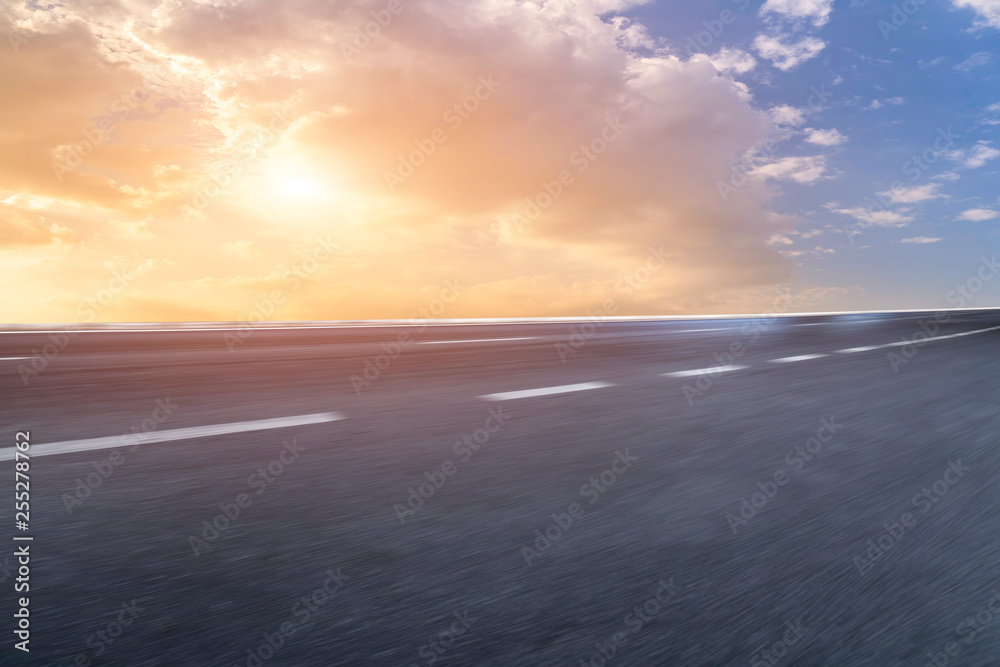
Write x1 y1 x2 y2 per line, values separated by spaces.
1 310 999 666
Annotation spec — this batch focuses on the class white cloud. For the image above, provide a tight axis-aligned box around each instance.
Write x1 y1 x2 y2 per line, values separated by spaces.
706 47 758 74
933 171 961 182
829 206 914 227
880 183 943 204
866 97 905 110
752 156 828 183
753 34 826 71
947 140 1000 168
955 52 992 70
901 237 943 244
956 208 999 221
805 127 847 146
951 0 1000 29
760 0 835 27
919 56 950 68
769 104 808 127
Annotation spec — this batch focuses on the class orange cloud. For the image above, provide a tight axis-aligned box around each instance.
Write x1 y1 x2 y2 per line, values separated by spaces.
0 0 805 322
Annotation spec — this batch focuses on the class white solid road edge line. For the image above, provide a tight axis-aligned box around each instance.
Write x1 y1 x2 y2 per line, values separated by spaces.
418 337 538 345
663 365 749 378
0 412 346 461
480 381 615 401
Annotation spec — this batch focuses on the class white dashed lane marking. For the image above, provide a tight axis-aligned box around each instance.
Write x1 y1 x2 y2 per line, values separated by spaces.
0 412 346 461
664 325 1000 378
673 328 731 333
663 365 749 378
769 354 829 363
479 382 615 401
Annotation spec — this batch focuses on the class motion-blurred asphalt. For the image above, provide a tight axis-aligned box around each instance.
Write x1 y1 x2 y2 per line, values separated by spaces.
2 311 999 666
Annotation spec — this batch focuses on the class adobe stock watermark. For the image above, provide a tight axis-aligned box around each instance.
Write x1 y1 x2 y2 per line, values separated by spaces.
499 113 628 236
924 588 1000 667
852 459 971 577
349 278 466 394
878 0 928 40
842 126 959 244
718 84 834 203
555 246 672 363
394 407 510 524
341 0 404 62
231 568 349 667
54 600 146 667
682 289 796 405
8 25 36 54
520 449 639 566
180 108 295 222
188 438 306 556
578 578 680 667
946 255 1000 308
52 87 151 183
223 236 339 352
726 417 844 535
18 262 143 386
385 75 501 192
406 609 478 667
62 398 179 514
889 255 999 372
750 619 808 667
683 0 751 57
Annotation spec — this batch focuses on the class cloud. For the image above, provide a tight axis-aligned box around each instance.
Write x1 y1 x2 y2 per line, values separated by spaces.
933 171 961 182
760 0 835 27
954 51 992 70
769 105 808 127
865 97 905 110
956 208 999 221
829 206 914 227
947 140 1000 168
880 183 943 204
951 0 1000 29
0 0 802 320
751 156 828 183
705 47 757 74
753 34 826 71
901 236 943 244
919 56 950 68
805 127 847 146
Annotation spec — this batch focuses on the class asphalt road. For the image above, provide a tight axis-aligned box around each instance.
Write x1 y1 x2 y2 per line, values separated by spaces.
1 310 999 666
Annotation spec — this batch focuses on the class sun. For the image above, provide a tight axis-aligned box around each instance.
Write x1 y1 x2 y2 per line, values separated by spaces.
272 175 324 198
261 156 335 205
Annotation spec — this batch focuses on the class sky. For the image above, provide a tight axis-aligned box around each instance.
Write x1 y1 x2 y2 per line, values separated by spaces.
0 0 998 323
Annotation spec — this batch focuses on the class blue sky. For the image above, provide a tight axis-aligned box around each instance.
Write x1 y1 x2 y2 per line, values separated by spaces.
631 0 1000 311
